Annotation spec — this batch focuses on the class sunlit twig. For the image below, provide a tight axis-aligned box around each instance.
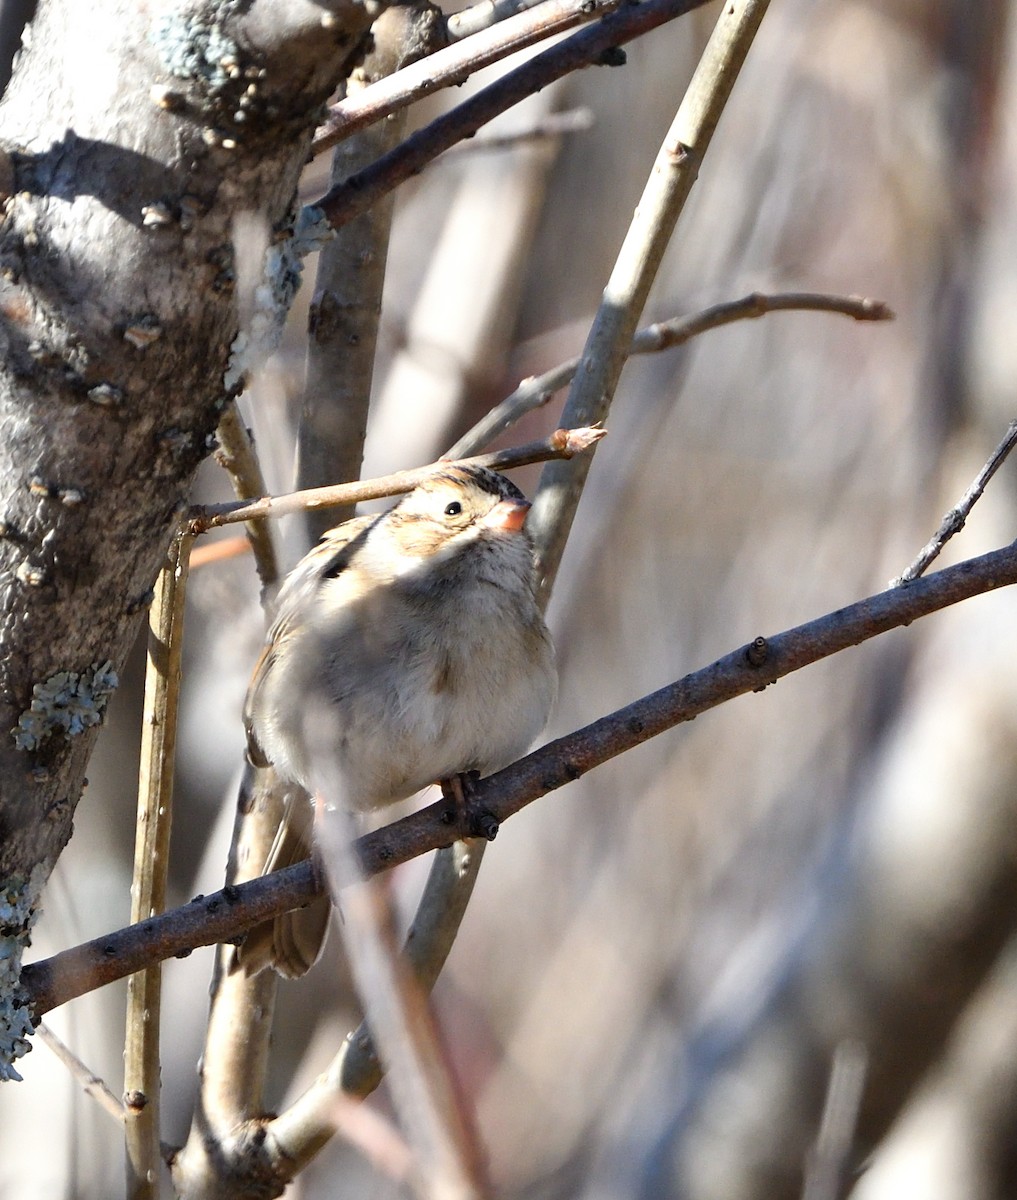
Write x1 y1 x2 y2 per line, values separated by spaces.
893 417 1017 585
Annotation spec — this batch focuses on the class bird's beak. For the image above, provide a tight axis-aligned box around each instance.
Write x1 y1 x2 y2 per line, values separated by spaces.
483 498 531 533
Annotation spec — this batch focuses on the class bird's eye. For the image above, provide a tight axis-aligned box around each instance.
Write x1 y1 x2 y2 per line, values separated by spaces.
444 501 463 516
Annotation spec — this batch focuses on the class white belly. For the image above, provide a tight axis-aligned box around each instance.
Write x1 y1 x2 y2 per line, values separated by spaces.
258 571 555 809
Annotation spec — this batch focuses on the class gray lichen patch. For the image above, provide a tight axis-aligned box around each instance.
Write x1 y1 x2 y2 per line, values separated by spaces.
224 205 334 391
151 1 246 98
12 661 119 751
0 866 45 1082
150 0 277 135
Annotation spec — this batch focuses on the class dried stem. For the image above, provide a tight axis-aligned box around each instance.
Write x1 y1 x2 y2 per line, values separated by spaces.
124 529 192 1200
214 404 279 589
446 0 549 41
313 801 490 1199
440 107 593 159
38 1022 126 1126
179 414 283 1179
893 417 1017 585
338 840 485 1095
530 0 772 602
268 841 486 1173
188 427 606 533
802 1041 868 1200
188 537 250 570
312 0 623 156
449 292 892 458
315 0 717 230
24 536 1017 1018
171 769 286 1185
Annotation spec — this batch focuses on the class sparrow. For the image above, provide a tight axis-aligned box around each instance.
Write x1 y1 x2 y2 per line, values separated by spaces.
236 464 556 976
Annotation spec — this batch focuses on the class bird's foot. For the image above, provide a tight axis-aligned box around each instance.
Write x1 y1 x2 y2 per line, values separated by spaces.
440 771 499 841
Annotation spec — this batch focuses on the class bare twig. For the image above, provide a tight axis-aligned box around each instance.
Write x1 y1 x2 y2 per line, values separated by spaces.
321 1092 415 1181
37 1022 126 1126
642 291 893 336
530 0 772 602
802 1041 868 1200
439 107 593 160
299 3 442 542
268 841 486 1174
313 797 490 1199
893 417 1017 585
214 404 279 589
124 528 192 1200
187 427 606 533
311 0 622 157
315 0 717 229
24 536 1017 1018
449 292 892 458
171 770 286 1188
188 536 250 570
338 840 485 1096
446 0 549 42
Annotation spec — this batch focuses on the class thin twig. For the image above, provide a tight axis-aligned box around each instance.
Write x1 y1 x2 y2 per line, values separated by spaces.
37 1022 126 1125
269 841 486 1176
338 840 485 1096
171 771 285 1185
188 536 250 570
529 0 772 603
323 1092 415 1181
802 1041 868 1200
446 0 549 42
311 0 623 156
214 403 279 589
24 535 1017 1018
314 798 490 1199
187 427 606 533
124 528 192 1200
429 107 594 162
893 417 1017 585
299 6 436 542
315 0 717 229
448 292 892 458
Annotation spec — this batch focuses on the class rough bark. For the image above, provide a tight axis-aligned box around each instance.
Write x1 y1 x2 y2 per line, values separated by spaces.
0 0 371 1018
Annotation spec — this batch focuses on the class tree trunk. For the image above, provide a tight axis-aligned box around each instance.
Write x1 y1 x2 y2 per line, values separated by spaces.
0 0 369 1051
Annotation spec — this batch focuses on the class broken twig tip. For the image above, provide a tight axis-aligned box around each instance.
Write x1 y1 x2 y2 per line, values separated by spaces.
855 298 894 321
558 426 608 455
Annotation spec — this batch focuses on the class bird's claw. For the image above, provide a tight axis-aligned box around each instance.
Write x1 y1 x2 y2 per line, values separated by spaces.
441 771 499 841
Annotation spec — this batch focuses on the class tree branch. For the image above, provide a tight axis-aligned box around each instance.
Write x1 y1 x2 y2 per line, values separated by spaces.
316 0 718 231
37 1021 126 1126
123 530 191 1198
447 292 892 458
893 416 1017 585
23 537 1017 1018
312 0 622 156
0 0 373 1078
213 403 280 590
530 0 772 600
187 427 606 532
446 0 549 42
